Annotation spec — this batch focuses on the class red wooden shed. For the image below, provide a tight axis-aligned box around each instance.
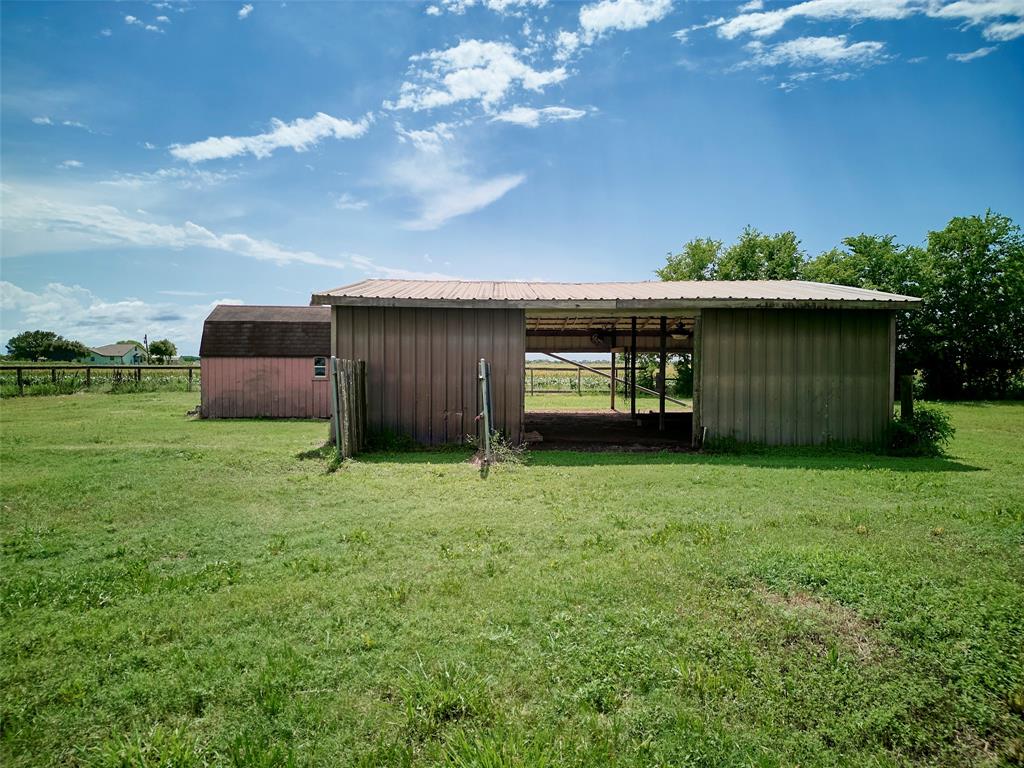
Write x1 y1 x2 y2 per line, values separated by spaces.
199 305 331 419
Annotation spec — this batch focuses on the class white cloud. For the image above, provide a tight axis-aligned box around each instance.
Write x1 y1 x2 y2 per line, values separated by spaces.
579 0 673 44
746 35 886 67
395 121 455 153
425 0 548 14
982 18 1024 39
238 3 253 19
143 141 158 150
386 136 525 230
169 112 372 163
58 160 84 169
715 0 1024 44
101 167 236 189
32 116 52 125
738 0 763 10
1 184 346 269
948 45 998 60
554 30 581 60
0 280 241 354
100 28 112 36
718 1 920 39
673 16 725 44
156 15 170 23
490 105 588 127
387 40 567 111
125 14 141 25
335 193 369 211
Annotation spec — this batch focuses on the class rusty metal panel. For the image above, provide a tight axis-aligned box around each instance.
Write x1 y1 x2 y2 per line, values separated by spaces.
698 309 893 446
333 306 525 446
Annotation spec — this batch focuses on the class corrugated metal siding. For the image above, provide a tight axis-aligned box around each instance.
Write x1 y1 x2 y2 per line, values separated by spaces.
333 307 525 446
699 309 893 445
201 357 330 419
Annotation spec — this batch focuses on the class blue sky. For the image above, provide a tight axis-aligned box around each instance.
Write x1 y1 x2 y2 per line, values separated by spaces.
2 0 1022 354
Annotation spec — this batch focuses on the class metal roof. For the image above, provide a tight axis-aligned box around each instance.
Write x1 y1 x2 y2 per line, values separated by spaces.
200 305 330 358
312 279 921 310
91 343 143 357
205 305 330 323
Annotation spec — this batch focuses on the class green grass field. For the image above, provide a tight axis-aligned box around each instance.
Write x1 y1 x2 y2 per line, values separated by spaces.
2 392 1022 766
526 392 691 412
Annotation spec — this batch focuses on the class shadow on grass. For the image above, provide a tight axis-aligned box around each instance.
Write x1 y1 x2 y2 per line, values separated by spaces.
525 449 983 472
337 447 982 472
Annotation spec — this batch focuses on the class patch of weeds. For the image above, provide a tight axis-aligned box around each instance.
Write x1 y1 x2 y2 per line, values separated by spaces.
226 732 298 768
399 659 493 741
468 431 529 468
95 725 205 768
378 580 411 607
444 728 555 768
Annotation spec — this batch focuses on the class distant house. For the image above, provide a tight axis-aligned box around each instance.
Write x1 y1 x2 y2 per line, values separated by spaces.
85 343 147 365
199 305 331 418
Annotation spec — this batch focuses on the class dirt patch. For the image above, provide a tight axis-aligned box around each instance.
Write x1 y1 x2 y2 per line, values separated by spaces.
759 586 890 663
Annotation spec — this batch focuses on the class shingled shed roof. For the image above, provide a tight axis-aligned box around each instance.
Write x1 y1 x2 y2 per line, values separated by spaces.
200 305 330 358
311 279 921 310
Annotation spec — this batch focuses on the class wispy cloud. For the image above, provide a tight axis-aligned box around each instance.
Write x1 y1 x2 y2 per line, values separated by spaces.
335 193 369 211
32 116 52 125
57 160 84 169
238 3 253 20
169 112 372 163
490 105 588 127
747 35 887 68
386 135 525 230
1 184 345 269
101 167 236 189
714 0 1024 44
948 45 998 61
423 0 548 15
386 40 567 111
395 121 455 153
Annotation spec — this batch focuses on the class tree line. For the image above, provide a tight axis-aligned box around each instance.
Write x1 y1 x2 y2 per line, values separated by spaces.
657 210 1024 399
4 331 182 364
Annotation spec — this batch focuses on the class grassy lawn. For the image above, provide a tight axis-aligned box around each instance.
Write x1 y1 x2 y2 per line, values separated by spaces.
1 392 1022 766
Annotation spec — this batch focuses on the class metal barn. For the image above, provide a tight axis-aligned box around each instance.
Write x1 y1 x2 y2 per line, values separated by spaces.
311 279 920 447
199 305 332 419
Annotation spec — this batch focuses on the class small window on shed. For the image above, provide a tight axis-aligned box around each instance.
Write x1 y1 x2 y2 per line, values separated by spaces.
313 357 327 378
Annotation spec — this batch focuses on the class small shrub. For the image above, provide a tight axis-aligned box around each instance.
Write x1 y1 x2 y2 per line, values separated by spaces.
885 403 955 457
467 430 528 465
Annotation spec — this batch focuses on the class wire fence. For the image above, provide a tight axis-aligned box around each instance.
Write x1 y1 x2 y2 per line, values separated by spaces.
0 365 200 398
525 365 677 396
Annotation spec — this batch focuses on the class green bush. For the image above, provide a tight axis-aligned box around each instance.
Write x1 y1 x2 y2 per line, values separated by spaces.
885 403 955 457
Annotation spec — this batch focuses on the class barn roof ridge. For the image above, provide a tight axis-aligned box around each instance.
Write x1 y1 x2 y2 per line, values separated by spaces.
310 278 921 309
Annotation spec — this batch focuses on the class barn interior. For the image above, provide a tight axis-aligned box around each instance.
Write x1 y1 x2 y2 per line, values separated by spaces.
523 310 696 449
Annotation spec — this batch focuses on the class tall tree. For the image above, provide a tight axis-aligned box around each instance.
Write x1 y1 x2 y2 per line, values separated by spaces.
5 330 90 361
656 237 722 281
924 211 1024 398
716 227 804 280
148 339 178 364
